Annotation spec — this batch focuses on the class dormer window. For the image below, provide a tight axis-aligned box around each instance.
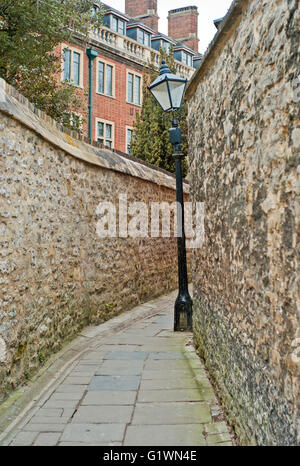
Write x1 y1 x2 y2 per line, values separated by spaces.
112 16 125 35
182 52 192 67
161 40 171 52
138 29 151 47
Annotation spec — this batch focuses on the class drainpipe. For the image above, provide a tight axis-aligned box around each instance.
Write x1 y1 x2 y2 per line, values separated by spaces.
86 48 98 142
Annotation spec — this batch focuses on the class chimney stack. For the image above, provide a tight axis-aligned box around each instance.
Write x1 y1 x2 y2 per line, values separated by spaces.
125 0 159 32
168 6 199 53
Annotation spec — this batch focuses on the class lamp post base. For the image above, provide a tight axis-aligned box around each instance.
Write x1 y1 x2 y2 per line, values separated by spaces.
174 292 193 331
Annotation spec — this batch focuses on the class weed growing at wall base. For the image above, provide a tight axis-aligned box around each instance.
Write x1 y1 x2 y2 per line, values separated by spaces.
95 195 205 249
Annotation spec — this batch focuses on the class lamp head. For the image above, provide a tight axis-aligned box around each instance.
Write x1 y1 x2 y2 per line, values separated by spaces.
147 60 187 113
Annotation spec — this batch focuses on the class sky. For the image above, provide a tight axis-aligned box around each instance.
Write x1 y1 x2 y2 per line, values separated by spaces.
105 0 233 54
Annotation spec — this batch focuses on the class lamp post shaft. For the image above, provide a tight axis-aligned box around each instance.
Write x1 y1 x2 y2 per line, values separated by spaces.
171 122 193 332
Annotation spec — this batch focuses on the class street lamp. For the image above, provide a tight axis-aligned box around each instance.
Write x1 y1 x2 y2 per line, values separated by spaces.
148 60 193 331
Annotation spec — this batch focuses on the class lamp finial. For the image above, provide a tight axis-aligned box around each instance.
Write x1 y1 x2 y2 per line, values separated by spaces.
160 60 171 75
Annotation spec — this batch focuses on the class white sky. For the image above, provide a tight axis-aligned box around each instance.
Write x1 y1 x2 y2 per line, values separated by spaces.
105 0 233 54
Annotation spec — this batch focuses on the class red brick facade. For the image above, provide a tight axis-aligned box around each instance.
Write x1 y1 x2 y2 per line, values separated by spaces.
125 0 159 32
57 2 197 155
168 7 199 53
59 41 143 153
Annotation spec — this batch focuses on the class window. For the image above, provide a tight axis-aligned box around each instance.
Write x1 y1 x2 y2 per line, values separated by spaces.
161 40 171 52
97 60 114 97
112 16 125 35
73 52 80 86
138 29 151 47
126 128 133 154
62 46 83 87
96 119 114 149
63 49 71 82
127 72 142 106
182 52 192 67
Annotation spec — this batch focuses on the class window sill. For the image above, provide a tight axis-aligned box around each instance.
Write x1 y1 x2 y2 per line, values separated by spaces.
61 79 84 90
126 101 142 108
96 92 116 100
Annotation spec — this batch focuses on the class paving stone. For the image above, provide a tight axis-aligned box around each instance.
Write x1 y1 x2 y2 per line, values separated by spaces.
42 399 79 409
139 378 198 390
22 423 66 432
97 345 141 352
61 423 126 443
82 391 136 406
132 402 212 425
96 360 144 376
142 369 193 379
62 376 93 385
148 352 185 360
104 351 148 361
74 364 100 372
49 392 83 401
59 442 122 446
28 415 72 424
138 389 205 403
124 424 206 446
33 432 61 446
55 384 87 393
72 405 133 423
206 432 233 445
141 344 185 352
10 431 39 446
89 375 140 391
144 359 194 371
204 422 230 435
33 408 64 417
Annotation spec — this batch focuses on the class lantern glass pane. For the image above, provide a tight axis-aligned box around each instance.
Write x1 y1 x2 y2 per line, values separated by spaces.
168 80 186 109
150 81 170 111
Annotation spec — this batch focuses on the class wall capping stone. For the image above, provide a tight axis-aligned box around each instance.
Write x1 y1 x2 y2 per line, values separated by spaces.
0 78 189 193
185 0 249 100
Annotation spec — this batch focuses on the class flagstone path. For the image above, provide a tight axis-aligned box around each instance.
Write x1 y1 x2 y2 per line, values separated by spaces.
0 291 233 446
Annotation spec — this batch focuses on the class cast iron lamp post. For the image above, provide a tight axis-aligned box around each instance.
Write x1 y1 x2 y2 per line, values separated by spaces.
147 60 193 331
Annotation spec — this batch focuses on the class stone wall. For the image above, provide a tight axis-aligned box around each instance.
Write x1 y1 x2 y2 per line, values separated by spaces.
186 0 300 446
0 79 188 402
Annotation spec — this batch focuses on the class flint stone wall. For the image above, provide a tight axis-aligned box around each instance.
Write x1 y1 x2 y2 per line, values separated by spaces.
186 0 300 445
0 79 188 401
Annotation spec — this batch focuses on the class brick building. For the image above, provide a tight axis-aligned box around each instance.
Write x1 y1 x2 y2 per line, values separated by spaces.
59 1 201 154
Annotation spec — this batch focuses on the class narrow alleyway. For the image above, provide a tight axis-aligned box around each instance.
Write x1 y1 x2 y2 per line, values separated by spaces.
0 291 232 446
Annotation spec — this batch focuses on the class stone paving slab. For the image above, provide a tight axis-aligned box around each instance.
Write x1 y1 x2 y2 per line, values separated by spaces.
82 391 136 406
72 405 133 424
88 375 141 391
137 389 206 403
0 291 233 447
132 402 212 425
60 423 126 443
124 425 207 446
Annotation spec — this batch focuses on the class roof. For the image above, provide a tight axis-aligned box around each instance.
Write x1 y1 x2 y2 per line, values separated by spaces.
174 43 197 55
151 33 177 44
101 3 131 22
126 21 155 34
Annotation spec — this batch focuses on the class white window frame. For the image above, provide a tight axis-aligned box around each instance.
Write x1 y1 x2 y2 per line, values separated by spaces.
126 70 142 106
61 44 84 88
137 29 151 47
112 16 125 35
126 126 134 154
96 58 115 98
95 118 115 149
